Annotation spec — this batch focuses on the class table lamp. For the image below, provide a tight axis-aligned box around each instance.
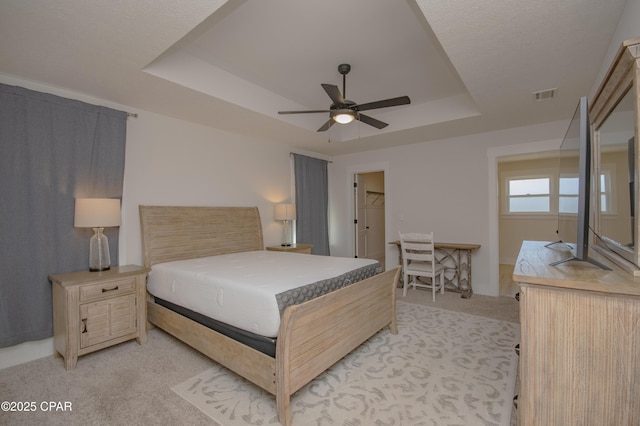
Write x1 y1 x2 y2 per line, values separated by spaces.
74 198 121 271
274 203 296 246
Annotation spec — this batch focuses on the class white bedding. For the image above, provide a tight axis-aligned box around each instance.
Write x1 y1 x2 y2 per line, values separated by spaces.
146 250 378 337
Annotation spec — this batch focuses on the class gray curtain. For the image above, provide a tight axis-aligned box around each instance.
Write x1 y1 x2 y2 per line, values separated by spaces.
0 83 127 348
293 154 330 255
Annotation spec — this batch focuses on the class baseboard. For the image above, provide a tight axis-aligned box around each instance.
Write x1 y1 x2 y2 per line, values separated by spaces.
0 337 54 370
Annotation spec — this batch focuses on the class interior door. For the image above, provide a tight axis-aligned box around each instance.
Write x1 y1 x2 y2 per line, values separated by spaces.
354 174 367 258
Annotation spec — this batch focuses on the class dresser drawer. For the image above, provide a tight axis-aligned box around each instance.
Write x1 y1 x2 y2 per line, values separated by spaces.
79 277 135 302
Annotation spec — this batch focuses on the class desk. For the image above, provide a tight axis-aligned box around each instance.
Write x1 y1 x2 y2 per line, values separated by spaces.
389 241 480 298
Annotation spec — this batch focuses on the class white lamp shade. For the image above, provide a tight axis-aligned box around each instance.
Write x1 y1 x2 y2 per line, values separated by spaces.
274 203 296 221
74 198 121 228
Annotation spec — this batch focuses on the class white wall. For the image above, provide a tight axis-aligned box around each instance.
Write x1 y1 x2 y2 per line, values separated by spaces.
329 121 567 297
121 111 297 266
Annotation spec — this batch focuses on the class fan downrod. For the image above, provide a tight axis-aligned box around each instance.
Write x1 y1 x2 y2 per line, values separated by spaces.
338 64 351 99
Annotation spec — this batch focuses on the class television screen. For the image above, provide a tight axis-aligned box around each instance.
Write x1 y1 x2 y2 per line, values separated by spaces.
550 96 609 269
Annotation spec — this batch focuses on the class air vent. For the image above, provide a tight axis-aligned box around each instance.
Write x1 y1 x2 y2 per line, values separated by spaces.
532 88 557 102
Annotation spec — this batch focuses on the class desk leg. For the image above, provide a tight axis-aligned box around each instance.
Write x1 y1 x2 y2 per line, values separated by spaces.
458 249 473 298
435 248 457 291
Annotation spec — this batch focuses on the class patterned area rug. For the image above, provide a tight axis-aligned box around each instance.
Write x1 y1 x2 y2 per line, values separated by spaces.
172 301 520 425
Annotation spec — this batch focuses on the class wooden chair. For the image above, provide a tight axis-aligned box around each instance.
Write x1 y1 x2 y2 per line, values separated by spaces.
399 232 445 302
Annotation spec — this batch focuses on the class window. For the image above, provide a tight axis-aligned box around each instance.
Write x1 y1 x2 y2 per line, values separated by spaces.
599 170 614 214
600 174 608 212
559 175 579 213
507 177 550 213
502 162 617 217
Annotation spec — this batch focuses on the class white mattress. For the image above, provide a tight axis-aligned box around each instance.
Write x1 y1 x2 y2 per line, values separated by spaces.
147 250 378 337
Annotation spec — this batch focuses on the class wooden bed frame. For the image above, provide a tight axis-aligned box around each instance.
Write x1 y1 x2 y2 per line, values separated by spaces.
139 206 399 426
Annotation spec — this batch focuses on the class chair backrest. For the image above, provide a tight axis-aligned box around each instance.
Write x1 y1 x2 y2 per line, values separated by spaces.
399 232 436 266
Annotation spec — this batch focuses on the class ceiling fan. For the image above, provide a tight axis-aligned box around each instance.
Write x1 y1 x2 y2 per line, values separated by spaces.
278 64 411 132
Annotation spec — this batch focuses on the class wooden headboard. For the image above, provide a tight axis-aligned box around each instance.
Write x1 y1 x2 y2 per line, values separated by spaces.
139 206 264 267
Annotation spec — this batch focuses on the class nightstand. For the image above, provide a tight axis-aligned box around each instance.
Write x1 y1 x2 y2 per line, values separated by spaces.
49 265 149 370
266 244 314 254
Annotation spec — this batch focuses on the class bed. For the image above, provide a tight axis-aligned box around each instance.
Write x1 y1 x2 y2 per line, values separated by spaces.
140 206 399 426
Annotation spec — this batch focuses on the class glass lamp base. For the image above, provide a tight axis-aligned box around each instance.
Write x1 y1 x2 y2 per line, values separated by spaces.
90 265 111 272
89 227 111 272
281 220 293 247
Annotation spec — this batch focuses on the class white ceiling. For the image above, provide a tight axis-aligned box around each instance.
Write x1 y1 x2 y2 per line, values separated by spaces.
0 0 627 156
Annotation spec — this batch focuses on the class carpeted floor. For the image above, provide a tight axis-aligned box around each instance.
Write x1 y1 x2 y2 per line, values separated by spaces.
398 287 520 324
173 301 519 426
0 288 520 426
0 326 215 426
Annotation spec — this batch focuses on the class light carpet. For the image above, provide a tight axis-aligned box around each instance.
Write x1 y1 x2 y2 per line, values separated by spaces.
172 301 520 426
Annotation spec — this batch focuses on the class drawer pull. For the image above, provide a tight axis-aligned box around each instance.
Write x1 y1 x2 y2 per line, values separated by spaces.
102 286 119 293
81 318 87 334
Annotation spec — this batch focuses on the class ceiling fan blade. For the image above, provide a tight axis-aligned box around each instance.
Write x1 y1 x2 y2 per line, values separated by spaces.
321 84 345 105
317 119 335 132
278 110 329 115
358 113 388 129
354 96 411 112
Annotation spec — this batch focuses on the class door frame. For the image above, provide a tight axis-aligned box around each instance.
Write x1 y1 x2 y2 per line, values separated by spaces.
487 139 559 296
354 171 387 264
354 173 368 258
346 161 390 267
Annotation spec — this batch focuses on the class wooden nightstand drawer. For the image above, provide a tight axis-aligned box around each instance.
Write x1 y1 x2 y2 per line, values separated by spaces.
80 294 137 349
266 243 314 254
79 277 135 302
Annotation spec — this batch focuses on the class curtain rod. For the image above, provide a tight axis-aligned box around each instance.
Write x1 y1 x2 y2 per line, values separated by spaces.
289 152 333 163
127 112 138 118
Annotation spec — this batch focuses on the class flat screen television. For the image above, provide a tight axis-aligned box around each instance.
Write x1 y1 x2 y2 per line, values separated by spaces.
548 96 609 269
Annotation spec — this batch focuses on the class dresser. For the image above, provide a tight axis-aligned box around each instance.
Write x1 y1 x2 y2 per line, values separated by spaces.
49 265 149 370
513 241 640 425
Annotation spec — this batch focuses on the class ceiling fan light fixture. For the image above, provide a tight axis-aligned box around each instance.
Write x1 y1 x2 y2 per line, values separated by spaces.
277 63 410 132
331 109 356 124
